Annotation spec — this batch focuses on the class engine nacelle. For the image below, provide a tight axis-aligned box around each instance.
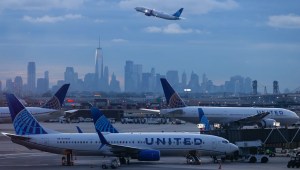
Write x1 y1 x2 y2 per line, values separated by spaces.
137 150 160 161
144 9 153 16
259 118 276 128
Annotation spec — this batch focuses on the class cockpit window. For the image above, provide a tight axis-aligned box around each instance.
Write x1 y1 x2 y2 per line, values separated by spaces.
222 140 229 144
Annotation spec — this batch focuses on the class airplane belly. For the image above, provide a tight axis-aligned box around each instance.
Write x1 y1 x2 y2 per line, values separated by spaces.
160 149 189 157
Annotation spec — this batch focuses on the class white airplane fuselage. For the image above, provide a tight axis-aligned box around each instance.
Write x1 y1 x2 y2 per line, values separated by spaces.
161 107 299 126
0 107 57 123
9 132 238 157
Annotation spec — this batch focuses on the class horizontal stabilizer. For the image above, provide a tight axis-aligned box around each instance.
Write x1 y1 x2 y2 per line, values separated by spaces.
1 132 31 141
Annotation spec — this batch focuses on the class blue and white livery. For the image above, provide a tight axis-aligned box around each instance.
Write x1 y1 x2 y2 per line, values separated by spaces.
160 78 299 128
0 84 70 123
135 7 184 20
2 94 238 165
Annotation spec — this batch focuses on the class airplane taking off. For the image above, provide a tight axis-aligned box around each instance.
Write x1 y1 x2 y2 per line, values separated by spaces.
159 78 299 128
0 84 70 123
135 7 184 20
2 94 238 166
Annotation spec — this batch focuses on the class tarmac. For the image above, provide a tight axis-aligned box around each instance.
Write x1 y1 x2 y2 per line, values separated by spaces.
0 122 291 170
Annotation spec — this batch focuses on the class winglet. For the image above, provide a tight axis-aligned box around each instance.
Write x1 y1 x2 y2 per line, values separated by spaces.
6 93 48 135
173 8 184 17
97 129 110 145
90 107 119 133
42 84 70 110
76 126 83 133
160 78 186 108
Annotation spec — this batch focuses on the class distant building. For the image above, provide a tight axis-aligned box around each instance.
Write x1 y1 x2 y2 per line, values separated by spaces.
101 66 109 91
110 73 121 92
252 80 258 95
44 71 49 91
188 71 200 93
37 78 48 94
124 61 142 92
84 73 95 91
64 67 80 91
273 81 279 94
181 71 187 89
27 62 36 93
14 76 23 96
5 78 13 92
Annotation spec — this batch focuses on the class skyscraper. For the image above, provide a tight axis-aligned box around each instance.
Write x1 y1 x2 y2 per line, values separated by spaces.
14 76 23 96
27 62 36 93
95 38 103 91
44 71 49 91
110 73 121 92
125 60 134 92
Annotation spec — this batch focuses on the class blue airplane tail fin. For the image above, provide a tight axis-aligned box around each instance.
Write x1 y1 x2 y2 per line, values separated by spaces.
160 78 186 108
173 8 184 17
42 84 70 110
6 94 48 135
198 108 210 131
90 107 119 133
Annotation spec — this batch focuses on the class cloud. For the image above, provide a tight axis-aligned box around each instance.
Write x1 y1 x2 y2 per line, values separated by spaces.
111 38 128 43
253 42 300 50
0 0 85 10
94 19 105 23
119 0 238 15
145 23 206 34
23 14 82 23
267 14 300 29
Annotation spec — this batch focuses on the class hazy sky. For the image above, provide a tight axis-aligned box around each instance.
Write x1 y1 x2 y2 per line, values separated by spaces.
0 0 300 92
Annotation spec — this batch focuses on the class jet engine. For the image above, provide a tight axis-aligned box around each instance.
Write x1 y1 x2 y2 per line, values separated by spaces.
144 9 153 16
259 118 276 128
137 150 160 161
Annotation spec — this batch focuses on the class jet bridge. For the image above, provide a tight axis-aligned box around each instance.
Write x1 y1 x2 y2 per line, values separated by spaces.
204 127 300 149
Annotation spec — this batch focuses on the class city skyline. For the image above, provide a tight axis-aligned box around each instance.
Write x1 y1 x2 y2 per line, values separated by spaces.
0 0 300 91
1 60 289 95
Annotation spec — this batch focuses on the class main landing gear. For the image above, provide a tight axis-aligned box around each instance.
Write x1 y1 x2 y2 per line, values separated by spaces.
186 151 201 165
119 157 130 165
62 150 74 166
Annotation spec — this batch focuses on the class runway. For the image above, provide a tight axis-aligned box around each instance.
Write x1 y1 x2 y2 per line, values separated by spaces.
0 122 291 169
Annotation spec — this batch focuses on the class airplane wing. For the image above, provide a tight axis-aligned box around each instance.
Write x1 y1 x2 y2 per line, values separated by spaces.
107 143 146 155
139 108 160 113
96 130 154 157
233 112 270 125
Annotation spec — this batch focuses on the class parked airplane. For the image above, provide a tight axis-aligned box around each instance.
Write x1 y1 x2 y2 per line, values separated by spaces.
135 7 184 20
159 78 299 128
2 94 238 166
91 107 238 164
0 84 70 123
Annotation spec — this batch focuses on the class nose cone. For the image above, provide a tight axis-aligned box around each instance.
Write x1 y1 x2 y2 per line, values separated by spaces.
229 143 239 153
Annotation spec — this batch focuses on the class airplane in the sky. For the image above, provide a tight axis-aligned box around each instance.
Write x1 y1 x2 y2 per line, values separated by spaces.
2 93 238 166
0 84 70 123
135 7 184 20
159 78 299 129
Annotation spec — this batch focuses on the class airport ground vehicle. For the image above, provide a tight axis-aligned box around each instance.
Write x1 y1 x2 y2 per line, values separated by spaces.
287 154 300 168
235 140 269 163
244 154 269 163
